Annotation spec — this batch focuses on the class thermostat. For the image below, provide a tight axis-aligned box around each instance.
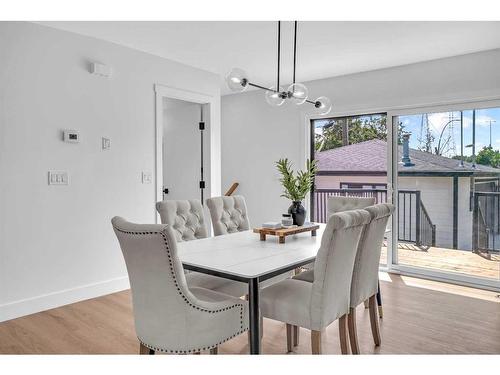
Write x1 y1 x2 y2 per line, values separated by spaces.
63 130 80 143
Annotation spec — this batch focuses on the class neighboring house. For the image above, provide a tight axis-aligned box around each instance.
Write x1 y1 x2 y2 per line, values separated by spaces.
314 139 500 251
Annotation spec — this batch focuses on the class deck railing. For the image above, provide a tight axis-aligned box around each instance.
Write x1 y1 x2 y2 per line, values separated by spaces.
313 188 436 248
473 191 500 253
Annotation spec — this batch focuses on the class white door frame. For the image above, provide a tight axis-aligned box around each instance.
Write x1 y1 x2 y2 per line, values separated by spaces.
154 84 220 223
388 97 500 291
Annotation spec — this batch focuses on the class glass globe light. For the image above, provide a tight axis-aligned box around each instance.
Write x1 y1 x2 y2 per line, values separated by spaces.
265 86 286 107
314 96 332 115
225 68 249 92
287 83 308 105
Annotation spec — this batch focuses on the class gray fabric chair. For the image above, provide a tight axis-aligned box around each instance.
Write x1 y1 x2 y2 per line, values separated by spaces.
206 195 250 236
260 209 371 354
327 196 376 217
156 199 248 298
294 203 395 354
302 195 376 271
156 200 208 242
111 217 248 354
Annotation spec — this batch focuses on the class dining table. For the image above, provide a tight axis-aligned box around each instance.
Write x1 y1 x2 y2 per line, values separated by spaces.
177 223 326 354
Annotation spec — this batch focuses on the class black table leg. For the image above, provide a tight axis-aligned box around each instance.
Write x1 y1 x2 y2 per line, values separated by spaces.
248 277 261 354
376 280 383 319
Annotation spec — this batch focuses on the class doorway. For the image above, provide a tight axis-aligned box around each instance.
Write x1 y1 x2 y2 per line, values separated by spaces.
154 84 220 223
162 98 210 202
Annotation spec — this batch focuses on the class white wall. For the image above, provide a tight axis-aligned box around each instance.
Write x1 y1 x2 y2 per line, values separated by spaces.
0 22 220 321
221 49 500 228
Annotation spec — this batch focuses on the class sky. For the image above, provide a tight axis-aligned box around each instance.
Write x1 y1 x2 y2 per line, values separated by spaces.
400 107 500 157
314 107 500 158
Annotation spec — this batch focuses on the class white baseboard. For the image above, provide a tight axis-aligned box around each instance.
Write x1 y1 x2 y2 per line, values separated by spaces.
0 276 130 323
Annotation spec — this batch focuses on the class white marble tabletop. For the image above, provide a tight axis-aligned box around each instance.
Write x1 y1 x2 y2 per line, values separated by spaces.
177 224 326 280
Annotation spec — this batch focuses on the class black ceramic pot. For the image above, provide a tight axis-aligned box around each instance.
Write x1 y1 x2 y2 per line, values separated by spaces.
288 201 306 226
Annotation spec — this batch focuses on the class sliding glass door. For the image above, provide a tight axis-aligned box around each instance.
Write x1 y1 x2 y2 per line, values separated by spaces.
310 113 390 267
390 103 500 290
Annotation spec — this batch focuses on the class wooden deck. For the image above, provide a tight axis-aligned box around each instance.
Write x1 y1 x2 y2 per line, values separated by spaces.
380 244 499 280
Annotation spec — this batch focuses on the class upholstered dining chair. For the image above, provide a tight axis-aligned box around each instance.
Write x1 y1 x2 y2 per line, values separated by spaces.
302 195 376 272
260 209 372 354
206 195 250 236
294 203 395 354
156 199 208 242
327 196 376 217
156 200 248 298
111 217 248 354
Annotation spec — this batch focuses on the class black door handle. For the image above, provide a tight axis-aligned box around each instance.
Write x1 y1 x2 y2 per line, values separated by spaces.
163 188 169 195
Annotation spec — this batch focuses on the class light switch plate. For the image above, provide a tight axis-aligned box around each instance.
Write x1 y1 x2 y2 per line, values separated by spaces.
102 137 111 150
142 171 152 184
48 171 69 185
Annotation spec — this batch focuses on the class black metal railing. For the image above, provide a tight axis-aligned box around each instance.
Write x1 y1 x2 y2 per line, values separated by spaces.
473 192 500 253
313 188 436 248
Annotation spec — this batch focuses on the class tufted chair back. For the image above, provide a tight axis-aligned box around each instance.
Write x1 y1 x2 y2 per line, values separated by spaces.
350 203 394 308
112 217 248 353
206 195 250 236
327 196 375 219
310 209 371 331
156 200 208 242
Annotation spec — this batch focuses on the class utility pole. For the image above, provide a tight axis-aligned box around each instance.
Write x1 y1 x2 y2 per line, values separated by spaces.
471 109 476 169
460 111 464 167
488 119 496 147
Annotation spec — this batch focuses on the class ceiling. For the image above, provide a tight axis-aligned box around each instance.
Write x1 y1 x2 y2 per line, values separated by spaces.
38 21 500 95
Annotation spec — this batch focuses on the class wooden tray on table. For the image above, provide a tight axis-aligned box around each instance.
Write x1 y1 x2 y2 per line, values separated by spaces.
253 223 320 244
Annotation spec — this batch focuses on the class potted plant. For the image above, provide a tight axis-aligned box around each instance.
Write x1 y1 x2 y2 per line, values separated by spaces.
276 158 317 226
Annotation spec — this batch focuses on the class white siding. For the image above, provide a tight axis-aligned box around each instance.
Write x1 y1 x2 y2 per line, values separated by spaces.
399 176 472 250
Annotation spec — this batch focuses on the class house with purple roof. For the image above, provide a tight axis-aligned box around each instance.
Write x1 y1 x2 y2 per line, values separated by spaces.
313 139 500 251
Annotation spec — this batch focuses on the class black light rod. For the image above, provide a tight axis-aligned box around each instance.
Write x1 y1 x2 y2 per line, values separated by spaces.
277 21 281 89
247 81 319 107
293 21 297 85
247 81 278 92
305 99 319 105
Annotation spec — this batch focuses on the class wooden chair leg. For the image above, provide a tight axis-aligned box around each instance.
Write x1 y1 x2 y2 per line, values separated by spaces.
369 295 381 346
292 325 300 347
338 314 350 354
311 330 322 354
139 342 154 355
286 323 293 352
210 346 218 355
260 315 264 339
347 307 360 354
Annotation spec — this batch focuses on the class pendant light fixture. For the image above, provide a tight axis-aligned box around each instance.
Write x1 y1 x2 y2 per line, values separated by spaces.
226 21 332 115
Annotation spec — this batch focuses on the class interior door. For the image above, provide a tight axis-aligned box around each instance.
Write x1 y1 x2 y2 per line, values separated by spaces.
162 98 210 202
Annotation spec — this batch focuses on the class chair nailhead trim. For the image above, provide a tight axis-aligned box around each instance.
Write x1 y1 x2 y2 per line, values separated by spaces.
114 226 247 354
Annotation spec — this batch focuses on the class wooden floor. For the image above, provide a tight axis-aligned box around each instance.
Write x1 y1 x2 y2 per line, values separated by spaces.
380 245 499 280
1 272 499 354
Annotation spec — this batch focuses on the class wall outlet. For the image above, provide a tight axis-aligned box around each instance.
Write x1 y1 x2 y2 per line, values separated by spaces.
102 137 111 150
142 171 152 184
48 171 69 185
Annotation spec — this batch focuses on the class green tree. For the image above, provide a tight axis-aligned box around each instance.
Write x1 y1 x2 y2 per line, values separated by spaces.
315 116 404 152
452 146 500 168
475 146 500 168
